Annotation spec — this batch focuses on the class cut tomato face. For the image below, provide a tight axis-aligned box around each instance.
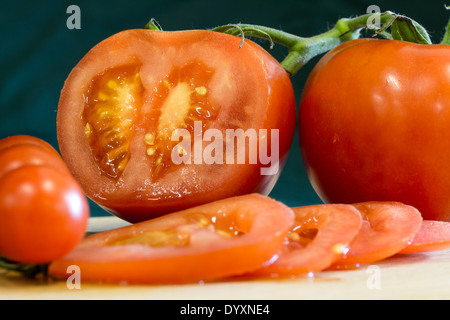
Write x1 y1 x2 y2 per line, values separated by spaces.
249 204 362 276
398 220 450 254
48 194 294 284
331 202 423 269
57 29 296 222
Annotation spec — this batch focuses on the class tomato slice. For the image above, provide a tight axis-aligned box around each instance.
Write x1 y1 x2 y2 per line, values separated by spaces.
331 202 423 269
248 204 362 276
57 29 296 223
48 194 294 284
398 220 450 254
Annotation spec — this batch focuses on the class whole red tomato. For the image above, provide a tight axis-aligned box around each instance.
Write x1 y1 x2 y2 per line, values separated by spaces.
0 166 89 264
57 29 296 223
299 38 450 222
0 135 89 264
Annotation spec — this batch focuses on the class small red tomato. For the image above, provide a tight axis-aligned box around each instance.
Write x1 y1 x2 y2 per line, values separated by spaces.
0 135 59 155
0 165 89 264
0 144 68 178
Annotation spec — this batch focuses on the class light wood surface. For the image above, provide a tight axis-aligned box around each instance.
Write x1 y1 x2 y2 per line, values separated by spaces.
1 216 450 300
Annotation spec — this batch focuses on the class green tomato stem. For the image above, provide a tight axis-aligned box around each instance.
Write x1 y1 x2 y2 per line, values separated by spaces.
441 6 450 44
441 21 450 44
145 18 163 31
212 11 425 76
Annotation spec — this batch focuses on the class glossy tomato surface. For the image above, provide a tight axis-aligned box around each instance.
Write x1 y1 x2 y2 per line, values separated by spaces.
0 135 59 155
49 194 294 284
0 144 68 177
399 220 450 254
0 166 89 264
299 38 450 221
57 29 296 222
331 202 422 268
251 203 362 276
0 135 89 263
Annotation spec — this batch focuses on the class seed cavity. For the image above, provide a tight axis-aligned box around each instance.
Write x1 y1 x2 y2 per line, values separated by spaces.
82 65 143 179
85 123 93 137
143 60 218 179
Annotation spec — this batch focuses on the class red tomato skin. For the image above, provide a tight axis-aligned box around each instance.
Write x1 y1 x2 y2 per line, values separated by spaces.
57 29 296 223
0 166 89 264
0 135 59 155
299 39 450 222
0 144 68 178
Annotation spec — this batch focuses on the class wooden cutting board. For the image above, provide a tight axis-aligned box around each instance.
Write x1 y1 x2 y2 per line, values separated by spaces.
1 216 450 300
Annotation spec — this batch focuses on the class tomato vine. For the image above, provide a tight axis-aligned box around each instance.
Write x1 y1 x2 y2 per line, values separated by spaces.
211 11 432 75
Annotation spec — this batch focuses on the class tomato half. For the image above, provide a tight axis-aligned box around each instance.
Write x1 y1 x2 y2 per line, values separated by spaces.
0 166 89 264
299 38 450 221
249 204 362 276
399 220 450 254
57 29 296 223
48 194 294 284
331 202 422 269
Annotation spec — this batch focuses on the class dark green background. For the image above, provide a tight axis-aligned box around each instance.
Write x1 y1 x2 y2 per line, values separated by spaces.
1 0 448 217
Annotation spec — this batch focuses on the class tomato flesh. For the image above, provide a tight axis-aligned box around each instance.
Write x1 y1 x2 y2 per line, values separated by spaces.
250 204 362 276
399 220 450 254
48 194 294 284
57 29 296 223
331 202 422 268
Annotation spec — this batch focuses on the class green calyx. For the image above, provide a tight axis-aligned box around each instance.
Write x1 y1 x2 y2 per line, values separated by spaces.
212 11 433 76
145 18 163 31
440 5 450 44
